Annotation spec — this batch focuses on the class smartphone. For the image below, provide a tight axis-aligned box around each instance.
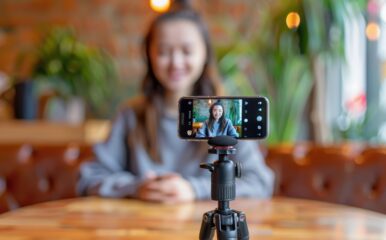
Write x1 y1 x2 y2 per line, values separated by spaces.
178 96 268 140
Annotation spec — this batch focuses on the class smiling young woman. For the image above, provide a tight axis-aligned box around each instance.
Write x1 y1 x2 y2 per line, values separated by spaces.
77 4 274 204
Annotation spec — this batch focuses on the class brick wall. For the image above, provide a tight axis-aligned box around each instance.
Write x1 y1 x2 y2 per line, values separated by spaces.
0 0 261 94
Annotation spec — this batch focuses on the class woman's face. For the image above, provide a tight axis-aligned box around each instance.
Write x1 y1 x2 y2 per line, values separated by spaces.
212 105 223 121
149 19 207 94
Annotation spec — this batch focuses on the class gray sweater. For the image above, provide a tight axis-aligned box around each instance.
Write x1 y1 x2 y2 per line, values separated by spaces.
77 105 274 200
196 118 239 138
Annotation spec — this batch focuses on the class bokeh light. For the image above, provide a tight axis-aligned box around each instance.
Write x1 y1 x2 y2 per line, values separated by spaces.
286 12 301 29
366 22 380 41
150 0 171 13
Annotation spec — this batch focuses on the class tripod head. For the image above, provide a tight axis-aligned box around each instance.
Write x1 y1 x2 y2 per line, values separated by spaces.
200 136 241 204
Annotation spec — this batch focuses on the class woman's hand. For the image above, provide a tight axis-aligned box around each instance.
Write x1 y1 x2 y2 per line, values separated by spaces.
136 173 195 204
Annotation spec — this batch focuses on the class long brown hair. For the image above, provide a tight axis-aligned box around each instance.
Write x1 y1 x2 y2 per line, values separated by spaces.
208 101 227 133
133 7 223 163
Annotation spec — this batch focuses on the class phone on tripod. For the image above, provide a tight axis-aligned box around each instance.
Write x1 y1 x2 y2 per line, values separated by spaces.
178 96 268 140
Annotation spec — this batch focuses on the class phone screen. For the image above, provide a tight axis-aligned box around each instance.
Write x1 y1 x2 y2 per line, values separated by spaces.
179 96 268 139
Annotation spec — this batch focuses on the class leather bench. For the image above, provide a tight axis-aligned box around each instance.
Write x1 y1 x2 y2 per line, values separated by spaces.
266 143 386 213
0 143 385 214
0 144 92 213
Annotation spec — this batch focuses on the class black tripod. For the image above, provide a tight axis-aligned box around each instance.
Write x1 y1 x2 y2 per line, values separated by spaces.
199 136 249 240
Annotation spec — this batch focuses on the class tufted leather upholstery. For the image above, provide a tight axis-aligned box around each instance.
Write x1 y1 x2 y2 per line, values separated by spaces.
347 148 386 213
295 145 357 204
265 143 386 214
1 143 386 214
0 144 93 213
265 144 309 198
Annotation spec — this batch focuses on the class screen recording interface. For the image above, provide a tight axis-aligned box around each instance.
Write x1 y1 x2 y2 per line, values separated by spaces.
179 97 268 139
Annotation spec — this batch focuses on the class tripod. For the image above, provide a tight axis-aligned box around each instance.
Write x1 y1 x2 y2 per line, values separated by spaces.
199 136 249 240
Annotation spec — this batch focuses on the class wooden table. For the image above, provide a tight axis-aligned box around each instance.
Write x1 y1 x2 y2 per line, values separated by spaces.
0 197 385 239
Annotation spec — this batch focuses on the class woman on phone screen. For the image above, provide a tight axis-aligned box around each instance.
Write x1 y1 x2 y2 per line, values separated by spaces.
196 101 239 138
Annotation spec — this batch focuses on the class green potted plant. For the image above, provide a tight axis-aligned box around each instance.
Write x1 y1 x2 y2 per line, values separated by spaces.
217 0 366 144
32 28 118 122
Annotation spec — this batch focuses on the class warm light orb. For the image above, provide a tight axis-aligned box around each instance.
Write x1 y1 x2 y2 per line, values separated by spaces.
150 0 171 12
366 22 381 41
286 12 301 29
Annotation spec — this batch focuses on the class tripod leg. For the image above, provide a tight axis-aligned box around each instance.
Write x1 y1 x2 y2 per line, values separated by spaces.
215 212 238 240
200 211 215 240
236 211 249 240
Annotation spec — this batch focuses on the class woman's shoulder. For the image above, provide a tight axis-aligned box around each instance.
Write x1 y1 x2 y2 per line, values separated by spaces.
121 95 146 109
111 96 147 129
119 95 147 113
201 119 210 126
108 96 146 123
225 118 233 124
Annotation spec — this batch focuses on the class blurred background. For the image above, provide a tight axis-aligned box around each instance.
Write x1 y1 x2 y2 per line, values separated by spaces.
0 0 385 146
